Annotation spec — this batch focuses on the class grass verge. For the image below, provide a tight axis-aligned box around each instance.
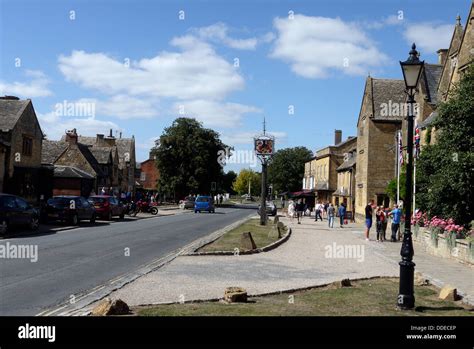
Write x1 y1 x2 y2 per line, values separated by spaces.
136 278 473 316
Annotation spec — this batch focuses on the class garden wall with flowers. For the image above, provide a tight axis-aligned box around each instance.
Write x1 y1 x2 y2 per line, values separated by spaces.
411 211 474 265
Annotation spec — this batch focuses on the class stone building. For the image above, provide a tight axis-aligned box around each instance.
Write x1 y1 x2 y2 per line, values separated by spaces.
333 143 357 220
0 96 52 202
420 4 474 142
74 130 136 193
139 152 160 191
303 130 356 205
354 77 406 221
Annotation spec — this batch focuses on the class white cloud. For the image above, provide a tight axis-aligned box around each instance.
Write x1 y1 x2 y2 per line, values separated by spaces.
193 22 258 50
404 23 453 54
191 23 275 50
58 39 244 101
0 70 53 98
363 14 404 30
71 96 158 119
221 131 287 146
270 14 389 78
38 111 119 140
172 100 262 128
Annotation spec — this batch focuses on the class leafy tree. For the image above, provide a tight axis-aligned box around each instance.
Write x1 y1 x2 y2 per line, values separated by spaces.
386 165 406 203
416 65 474 227
221 171 237 195
155 118 228 200
232 169 261 196
267 147 313 194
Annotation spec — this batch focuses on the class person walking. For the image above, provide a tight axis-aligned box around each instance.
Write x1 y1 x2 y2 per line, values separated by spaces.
287 200 296 222
364 200 374 241
388 204 402 242
338 203 346 228
296 199 304 224
314 202 321 221
327 203 335 228
376 206 386 242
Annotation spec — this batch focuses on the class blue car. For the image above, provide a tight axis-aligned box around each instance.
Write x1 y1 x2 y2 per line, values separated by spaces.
194 195 215 213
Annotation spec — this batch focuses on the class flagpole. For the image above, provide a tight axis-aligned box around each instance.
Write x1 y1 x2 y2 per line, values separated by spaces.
397 130 400 205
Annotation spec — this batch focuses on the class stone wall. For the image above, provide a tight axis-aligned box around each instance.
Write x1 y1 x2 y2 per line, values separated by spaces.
414 227 473 265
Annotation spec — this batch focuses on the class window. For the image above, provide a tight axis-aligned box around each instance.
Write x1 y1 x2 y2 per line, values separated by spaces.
22 136 33 156
15 198 29 210
1 196 17 209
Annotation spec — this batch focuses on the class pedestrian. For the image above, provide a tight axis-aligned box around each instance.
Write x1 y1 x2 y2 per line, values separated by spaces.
376 206 386 242
281 197 285 209
296 199 304 224
287 200 296 221
338 203 346 228
100 187 106 195
327 203 335 228
314 202 321 221
219 194 223 205
364 200 374 241
388 204 402 242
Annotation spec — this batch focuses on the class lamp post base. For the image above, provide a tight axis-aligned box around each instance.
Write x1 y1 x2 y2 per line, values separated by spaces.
398 259 416 309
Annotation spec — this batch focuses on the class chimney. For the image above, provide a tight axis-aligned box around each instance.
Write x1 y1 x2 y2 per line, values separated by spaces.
334 130 342 145
119 132 122 139
65 128 78 145
109 128 113 137
437 49 448 66
96 134 105 146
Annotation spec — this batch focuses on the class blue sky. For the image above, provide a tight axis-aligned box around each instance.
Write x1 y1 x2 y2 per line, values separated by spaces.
0 0 469 170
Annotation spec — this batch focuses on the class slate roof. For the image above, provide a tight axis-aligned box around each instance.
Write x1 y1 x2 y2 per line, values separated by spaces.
41 140 67 164
337 156 357 171
53 165 94 179
75 136 133 162
77 143 104 177
89 147 112 164
423 64 444 104
371 78 407 121
419 111 438 129
0 99 30 131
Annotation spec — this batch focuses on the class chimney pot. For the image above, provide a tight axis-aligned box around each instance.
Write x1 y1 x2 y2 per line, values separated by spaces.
334 130 342 145
437 49 448 66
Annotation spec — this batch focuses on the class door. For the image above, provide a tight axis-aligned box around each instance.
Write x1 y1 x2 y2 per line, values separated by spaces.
79 197 92 219
2 196 20 225
15 197 31 225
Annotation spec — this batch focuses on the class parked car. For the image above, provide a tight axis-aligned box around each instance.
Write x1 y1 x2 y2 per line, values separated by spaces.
194 195 215 213
0 194 40 235
258 201 277 216
88 195 125 220
43 196 96 225
241 194 255 201
183 196 195 209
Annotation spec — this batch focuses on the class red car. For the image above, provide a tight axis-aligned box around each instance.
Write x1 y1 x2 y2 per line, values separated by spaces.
88 195 125 220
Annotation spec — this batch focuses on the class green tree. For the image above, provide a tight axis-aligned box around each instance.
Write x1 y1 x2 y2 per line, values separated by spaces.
221 171 237 195
232 169 261 196
267 147 313 194
416 65 474 227
155 118 228 200
386 165 406 203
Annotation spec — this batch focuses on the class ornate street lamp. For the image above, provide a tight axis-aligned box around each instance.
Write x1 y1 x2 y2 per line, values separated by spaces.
398 43 424 309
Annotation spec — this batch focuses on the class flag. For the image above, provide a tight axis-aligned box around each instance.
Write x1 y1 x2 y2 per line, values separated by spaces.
414 123 420 159
398 131 404 165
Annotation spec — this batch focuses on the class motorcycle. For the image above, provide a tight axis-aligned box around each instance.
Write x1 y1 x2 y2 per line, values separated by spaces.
128 200 158 216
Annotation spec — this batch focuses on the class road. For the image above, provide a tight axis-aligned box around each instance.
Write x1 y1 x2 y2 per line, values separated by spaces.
0 206 255 315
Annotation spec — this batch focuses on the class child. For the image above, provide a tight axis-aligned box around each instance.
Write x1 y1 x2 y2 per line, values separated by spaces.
376 206 386 242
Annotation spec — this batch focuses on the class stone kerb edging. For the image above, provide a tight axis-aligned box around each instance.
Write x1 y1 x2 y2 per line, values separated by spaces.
186 227 292 256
